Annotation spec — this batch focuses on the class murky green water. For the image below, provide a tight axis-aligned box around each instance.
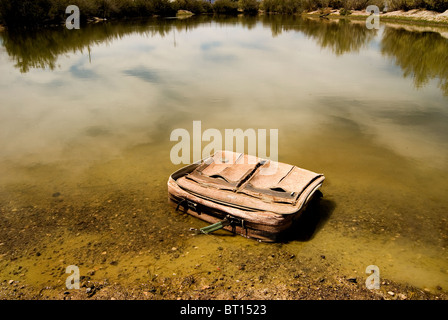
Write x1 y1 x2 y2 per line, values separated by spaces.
0 15 447 295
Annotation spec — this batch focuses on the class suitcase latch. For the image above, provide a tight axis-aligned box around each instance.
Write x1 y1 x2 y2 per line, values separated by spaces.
176 198 200 214
187 201 198 212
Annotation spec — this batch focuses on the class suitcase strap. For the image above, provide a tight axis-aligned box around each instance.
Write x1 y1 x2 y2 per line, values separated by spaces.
200 218 231 234
199 215 246 235
175 197 247 235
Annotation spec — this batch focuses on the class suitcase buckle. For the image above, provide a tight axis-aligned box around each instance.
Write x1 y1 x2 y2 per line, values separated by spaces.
187 201 198 212
176 198 200 214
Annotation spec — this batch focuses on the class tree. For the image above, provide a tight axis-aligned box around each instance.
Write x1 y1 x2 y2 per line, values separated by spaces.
239 0 260 14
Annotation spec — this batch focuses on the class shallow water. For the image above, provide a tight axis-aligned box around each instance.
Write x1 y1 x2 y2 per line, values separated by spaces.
0 15 447 294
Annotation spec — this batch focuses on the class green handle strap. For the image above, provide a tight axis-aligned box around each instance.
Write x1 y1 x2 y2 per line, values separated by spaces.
200 218 231 234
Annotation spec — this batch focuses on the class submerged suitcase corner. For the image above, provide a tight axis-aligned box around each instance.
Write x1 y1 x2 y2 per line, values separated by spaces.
167 151 325 242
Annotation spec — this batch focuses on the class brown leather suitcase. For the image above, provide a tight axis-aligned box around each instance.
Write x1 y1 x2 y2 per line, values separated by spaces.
167 151 325 242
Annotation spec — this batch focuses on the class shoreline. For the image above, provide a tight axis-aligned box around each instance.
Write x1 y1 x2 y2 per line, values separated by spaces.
1 9 448 32
301 9 448 27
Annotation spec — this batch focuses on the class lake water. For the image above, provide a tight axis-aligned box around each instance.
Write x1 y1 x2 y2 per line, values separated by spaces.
0 15 447 295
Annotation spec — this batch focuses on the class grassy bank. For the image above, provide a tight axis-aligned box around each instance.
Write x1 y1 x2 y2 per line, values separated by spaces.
1 0 448 28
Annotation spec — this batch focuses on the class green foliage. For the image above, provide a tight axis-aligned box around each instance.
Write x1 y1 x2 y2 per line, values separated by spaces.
0 0 179 27
344 0 369 10
339 7 351 15
239 0 260 14
0 0 52 27
261 0 304 14
213 0 239 15
387 0 448 12
300 0 318 11
173 0 214 14
260 0 388 14
328 0 344 8
420 0 448 12
367 0 385 11
387 0 412 10
1 0 447 27
260 0 277 12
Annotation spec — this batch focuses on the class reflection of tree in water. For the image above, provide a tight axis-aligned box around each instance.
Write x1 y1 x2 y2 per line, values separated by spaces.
0 16 213 73
381 27 448 96
301 19 376 56
262 15 376 55
1 15 379 73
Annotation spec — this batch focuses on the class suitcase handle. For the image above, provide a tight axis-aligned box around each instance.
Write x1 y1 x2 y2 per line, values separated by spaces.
200 218 231 234
199 215 246 235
